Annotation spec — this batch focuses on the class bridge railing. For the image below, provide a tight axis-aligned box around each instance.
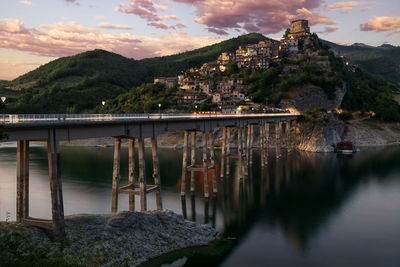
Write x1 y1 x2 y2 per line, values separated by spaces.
0 112 298 124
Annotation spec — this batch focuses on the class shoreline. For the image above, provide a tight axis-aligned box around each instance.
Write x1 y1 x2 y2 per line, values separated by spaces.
0 210 219 266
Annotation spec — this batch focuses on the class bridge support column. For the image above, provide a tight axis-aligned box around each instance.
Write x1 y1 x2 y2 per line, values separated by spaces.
286 121 292 152
292 121 298 149
226 127 231 176
220 127 226 179
181 130 215 198
209 132 218 194
111 137 121 213
275 122 281 159
190 131 196 192
260 125 265 167
16 140 29 223
202 132 210 198
112 136 162 212
180 131 189 196
264 123 270 166
47 130 65 238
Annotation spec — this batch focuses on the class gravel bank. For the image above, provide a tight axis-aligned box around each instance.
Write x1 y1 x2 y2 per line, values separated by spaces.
0 210 218 266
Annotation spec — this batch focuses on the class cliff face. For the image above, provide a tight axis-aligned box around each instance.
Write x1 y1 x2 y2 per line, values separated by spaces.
296 115 344 153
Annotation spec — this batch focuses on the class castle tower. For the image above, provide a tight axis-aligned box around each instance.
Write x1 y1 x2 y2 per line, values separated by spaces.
288 20 311 39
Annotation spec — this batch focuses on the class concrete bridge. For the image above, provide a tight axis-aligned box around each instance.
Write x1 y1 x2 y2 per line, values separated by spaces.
0 112 300 237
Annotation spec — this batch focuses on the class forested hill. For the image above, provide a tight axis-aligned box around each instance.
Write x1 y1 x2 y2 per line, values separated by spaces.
2 33 267 113
322 40 400 83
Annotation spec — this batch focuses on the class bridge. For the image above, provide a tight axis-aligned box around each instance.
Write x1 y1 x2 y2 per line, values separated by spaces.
0 112 300 237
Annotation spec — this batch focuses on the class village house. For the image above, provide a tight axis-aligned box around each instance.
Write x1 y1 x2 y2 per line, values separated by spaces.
154 77 178 89
200 61 220 76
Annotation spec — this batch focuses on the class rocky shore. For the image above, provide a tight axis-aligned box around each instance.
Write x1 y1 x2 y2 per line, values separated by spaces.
0 210 218 266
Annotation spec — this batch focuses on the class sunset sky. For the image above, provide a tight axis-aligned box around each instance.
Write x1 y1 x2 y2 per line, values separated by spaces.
1 0 399 80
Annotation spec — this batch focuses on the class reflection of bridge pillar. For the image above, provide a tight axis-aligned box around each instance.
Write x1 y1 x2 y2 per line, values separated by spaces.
112 136 162 212
209 131 218 194
275 122 282 159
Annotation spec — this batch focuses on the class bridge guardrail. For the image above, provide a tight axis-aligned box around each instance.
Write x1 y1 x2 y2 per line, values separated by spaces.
0 112 299 124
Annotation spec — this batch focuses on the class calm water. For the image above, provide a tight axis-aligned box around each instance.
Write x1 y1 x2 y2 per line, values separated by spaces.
1 143 400 266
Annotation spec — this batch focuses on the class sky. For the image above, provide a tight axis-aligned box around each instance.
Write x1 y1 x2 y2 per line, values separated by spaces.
0 0 399 80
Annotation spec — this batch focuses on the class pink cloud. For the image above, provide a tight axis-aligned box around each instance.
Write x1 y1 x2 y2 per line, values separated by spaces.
172 0 335 35
360 16 400 33
97 22 132 30
0 19 224 60
322 25 340 33
115 0 179 29
360 6 372 12
148 21 175 30
323 1 363 12
19 0 33 6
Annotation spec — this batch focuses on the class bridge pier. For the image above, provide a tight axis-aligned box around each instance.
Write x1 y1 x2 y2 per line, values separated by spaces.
111 136 162 213
275 122 282 159
181 130 217 198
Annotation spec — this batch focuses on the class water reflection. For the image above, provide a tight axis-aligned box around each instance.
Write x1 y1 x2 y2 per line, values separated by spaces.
1 145 400 266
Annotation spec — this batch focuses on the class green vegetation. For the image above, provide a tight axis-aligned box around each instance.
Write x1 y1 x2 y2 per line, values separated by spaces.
3 33 267 114
322 40 400 83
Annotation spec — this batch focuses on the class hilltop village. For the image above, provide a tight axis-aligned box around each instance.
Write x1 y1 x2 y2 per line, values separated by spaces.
154 20 357 112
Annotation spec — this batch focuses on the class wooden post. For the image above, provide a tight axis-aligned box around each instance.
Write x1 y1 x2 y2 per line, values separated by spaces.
16 140 24 223
151 137 162 210
111 137 121 213
181 196 187 219
220 127 226 179
138 137 147 211
202 132 210 198
48 129 65 238
190 131 196 192
181 131 189 196
128 138 135 212
209 132 218 194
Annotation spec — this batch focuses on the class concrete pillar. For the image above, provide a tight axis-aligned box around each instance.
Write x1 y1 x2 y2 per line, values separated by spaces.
138 137 147 211
202 132 210 198
128 138 135 211
151 137 162 210
47 129 65 238
190 131 196 192
220 127 226 179
209 132 218 194
181 131 189 196
111 137 121 213
275 122 281 159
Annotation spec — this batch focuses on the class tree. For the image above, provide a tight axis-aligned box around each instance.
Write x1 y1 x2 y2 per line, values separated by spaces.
283 28 291 39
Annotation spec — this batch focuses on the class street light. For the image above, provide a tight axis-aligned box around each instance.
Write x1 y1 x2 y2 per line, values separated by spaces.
102 101 105 106
158 103 161 118
195 105 198 118
1 97 6 116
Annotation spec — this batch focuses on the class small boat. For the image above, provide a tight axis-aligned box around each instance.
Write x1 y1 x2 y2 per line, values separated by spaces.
334 141 359 154
95 144 113 148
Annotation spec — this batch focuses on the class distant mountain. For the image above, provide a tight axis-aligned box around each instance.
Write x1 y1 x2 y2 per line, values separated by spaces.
2 33 267 113
321 40 400 83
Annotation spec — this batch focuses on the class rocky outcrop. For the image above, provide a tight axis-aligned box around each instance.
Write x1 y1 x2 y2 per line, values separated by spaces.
297 116 344 152
0 210 218 266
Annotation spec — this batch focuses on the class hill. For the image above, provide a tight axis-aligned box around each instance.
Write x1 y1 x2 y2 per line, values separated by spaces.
1 33 267 113
321 40 400 83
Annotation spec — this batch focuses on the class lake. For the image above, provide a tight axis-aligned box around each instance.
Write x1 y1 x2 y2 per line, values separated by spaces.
1 143 400 266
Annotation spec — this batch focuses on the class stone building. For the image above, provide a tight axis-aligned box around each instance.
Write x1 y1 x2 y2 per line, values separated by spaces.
288 20 311 39
154 77 178 89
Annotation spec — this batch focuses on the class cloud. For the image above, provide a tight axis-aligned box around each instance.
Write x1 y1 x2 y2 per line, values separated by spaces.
322 25 340 33
175 23 187 28
95 16 108 21
19 0 33 6
172 0 335 35
115 0 179 29
0 18 28 33
360 6 372 12
0 19 224 60
323 1 363 12
148 21 175 29
360 16 400 33
97 22 132 30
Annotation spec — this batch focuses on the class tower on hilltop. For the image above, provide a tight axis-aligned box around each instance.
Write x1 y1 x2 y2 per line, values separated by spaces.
288 20 311 39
